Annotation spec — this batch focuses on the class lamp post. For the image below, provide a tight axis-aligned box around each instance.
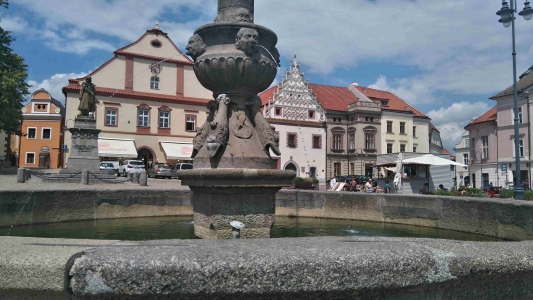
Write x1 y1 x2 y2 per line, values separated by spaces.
496 0 532 199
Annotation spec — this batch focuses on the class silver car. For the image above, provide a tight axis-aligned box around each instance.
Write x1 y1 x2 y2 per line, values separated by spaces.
148 164 172 179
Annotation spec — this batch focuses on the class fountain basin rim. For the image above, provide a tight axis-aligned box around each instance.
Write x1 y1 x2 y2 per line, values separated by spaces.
194 22 278 42
177 168 295 188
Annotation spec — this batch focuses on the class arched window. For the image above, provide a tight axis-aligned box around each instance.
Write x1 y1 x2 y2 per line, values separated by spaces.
150 77 160 90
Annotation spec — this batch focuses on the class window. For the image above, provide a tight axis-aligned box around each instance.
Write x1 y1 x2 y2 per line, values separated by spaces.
400 144 406 152
34 104 48 112
312 135 322 149
186 116 196 132
387 143 393 153
308 110 315 119
463 153 469 165
26 153 35 164
151 40 162 48
514 107 523 124
365 116 374 122
471 138 475 158
287 133 297 148
413 126 417 138
27 128 36 139
334 163 341 176
465 138 469 147
138 109 150 127
387 121 393 133
159 111 170 128
332 132 343 150
413 146 417 153
481 136 489 159
381 100 388 106
150 76 160 90
365 132 375 150
350 163 355 174
400 122 406 134
349 131 355 150
520 139 524 157
275 107 282 116
42 128 51 140
105 109 117 126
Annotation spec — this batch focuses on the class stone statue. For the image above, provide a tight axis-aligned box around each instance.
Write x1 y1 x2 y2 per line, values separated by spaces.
192 100 218 158
78 77 96 117
235 28 258 56
215 0 254 23
185 34 207 62
206 94 230 157
250 96 281 156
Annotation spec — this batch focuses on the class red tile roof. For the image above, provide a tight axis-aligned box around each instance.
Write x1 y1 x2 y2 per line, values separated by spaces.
442 149 451 155
354 86 428 118
466 106 497 128
259 83 429 117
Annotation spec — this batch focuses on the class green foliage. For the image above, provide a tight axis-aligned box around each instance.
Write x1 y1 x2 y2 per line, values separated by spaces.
524 191 533 201
433 190 452 196
311 178 319 183
0 0 31 136
499 190 514 199
291 177 305 183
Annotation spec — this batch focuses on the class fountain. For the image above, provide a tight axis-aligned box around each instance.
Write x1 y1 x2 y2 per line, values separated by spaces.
178 0 294 239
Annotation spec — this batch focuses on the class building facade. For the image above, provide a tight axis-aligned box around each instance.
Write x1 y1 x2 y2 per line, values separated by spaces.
62 24 212 169
261 57 327 182
453 131 470 188
429 123 444 154
18 89 65 169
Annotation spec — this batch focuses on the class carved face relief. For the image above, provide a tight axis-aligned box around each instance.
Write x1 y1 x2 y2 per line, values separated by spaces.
229 8 253 23
235 28 258 56
186 34 207 61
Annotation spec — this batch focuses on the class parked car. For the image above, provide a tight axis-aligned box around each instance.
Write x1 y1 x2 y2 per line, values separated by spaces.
171 163 193 179
117 160 144 177
99 162 116 174
148 164 172 179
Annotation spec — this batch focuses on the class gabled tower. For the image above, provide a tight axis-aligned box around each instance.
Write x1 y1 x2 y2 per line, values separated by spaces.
265 56 325 122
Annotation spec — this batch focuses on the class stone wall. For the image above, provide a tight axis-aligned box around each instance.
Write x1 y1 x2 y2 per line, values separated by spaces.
2 189 533 240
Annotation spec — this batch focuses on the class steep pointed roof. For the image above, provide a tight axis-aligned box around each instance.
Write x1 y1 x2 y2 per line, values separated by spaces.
465 106 497 129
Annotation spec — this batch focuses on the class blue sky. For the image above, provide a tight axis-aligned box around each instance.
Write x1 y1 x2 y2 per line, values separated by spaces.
2 0 533 153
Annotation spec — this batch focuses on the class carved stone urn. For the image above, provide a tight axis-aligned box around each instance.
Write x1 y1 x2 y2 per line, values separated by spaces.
178 0 295 239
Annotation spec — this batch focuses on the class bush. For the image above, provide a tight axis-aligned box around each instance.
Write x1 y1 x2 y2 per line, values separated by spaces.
291 177 305 183
312 178 319 183
465 188 486 198
433 190 452 196
525 191 533 201
499 190 514 199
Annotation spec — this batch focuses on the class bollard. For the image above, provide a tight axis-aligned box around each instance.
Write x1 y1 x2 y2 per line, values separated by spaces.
25 169 31 180
140 171 148 186
81 170 90 185
127 172 133 182
17 168 26 183
132 172 140 184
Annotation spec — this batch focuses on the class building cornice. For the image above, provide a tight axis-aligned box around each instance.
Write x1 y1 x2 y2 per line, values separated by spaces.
266 118 326 128
114 51 193 66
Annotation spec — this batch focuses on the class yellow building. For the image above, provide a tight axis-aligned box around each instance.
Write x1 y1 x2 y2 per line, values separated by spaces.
18 89 65 169
62 23 212 168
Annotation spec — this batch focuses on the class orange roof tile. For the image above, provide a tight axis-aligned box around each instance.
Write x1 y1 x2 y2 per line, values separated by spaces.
308 84 357 111
259 86 277 106
354 86 428 118
466 106 497 128
442 149 451 155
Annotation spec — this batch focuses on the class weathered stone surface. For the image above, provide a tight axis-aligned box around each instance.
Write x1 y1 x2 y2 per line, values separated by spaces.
67 237 533 299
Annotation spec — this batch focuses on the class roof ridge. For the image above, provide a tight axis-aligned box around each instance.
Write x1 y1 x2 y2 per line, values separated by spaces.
385 90 429 119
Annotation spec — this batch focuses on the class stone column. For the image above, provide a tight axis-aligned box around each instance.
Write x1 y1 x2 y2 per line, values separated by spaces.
17 168 25 183
81 170 89 185
140 171 148 186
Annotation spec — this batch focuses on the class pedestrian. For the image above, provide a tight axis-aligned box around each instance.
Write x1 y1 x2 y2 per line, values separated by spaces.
365 178 374 193
329 177 337 190
384 180 391 193
488 187 495 198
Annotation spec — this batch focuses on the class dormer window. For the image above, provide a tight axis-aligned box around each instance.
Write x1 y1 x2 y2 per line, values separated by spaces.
150 76 160 90
275 107 282 116
308 110 315 119
381 100 388 106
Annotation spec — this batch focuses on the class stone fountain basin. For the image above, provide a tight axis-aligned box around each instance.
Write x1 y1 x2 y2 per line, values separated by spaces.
1 190 533 299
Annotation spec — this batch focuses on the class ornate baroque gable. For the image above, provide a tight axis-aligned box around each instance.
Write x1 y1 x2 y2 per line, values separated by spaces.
264 56 325 122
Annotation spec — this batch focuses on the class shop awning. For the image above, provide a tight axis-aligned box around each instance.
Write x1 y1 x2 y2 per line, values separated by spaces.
402 154 467 167
98 138 138 158
160 142 193 160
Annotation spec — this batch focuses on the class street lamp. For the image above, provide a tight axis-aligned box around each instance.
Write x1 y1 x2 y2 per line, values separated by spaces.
474 151 484 188
496 0 532 199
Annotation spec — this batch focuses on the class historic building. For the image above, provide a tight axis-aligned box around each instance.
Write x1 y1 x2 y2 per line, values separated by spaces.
454 131 470 188
465 107 498 189
260 57 327 181
62 23 212 169
429 123 444 154
18 89 65 169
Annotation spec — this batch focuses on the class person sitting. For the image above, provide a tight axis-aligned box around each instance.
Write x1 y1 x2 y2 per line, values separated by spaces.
329 177 337 190
350 177 359 192
488 187 495 198
365 178 374 193
422 183 429 194
384 180 391 193
438 184 445 191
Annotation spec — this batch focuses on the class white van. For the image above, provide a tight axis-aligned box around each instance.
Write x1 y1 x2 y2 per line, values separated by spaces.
171 163 193 179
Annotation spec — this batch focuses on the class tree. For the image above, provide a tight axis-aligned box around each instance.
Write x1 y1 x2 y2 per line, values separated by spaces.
0 0 30 136
1 0 30 167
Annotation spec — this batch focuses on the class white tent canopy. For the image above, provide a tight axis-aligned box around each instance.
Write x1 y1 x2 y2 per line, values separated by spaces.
98 138 137 158
401 154 466 167
160 142 193 160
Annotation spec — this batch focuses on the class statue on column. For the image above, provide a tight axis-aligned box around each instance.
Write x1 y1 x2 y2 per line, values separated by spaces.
78 77 97 117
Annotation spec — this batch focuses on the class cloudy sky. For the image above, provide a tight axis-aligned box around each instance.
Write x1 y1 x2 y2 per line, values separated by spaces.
2 0 533 153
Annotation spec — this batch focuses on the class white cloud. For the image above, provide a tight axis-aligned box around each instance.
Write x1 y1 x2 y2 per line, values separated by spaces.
28 72 88 103
427 101 492 152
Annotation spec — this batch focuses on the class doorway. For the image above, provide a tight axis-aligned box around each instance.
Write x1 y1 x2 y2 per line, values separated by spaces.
137 148 154 170
38 153 50 168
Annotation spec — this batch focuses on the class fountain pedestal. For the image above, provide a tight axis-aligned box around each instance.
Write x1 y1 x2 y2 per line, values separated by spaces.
180 169 294 239
63 117 100 172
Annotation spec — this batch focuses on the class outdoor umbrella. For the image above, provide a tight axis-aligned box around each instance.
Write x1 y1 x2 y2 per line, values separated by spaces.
401 154 467 167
